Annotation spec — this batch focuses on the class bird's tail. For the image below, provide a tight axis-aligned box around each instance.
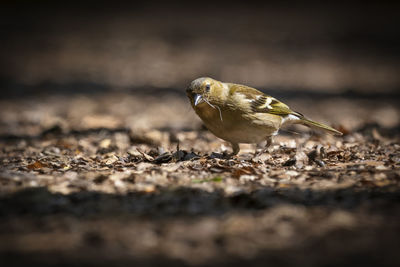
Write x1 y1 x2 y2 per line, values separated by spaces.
297 116 342 136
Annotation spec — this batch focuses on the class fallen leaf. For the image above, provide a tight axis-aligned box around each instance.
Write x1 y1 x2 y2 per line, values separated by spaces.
137 149 155 162
232 166 256 179
27 161 47 170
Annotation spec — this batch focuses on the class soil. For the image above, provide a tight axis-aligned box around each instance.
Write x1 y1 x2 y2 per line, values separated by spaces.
0 91 399 267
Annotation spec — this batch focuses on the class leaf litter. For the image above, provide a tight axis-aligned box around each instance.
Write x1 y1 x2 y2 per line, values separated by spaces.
0 93 399 266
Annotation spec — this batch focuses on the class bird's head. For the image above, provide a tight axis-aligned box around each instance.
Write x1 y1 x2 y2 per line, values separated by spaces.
186 77 221 106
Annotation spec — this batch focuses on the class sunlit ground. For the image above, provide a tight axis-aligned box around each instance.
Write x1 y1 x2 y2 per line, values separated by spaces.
0 91 399 266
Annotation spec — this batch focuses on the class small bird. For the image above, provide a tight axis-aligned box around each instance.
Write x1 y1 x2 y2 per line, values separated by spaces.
186 77 342 156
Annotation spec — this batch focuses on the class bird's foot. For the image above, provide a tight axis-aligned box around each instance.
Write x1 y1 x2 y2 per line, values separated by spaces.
223 151 239 159
254 148 269 157
254 137 273 157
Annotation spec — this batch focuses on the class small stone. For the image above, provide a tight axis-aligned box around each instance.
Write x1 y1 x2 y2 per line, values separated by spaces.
239 175 257 182
105 155 119 165
99 139 112 149
286 170 299 177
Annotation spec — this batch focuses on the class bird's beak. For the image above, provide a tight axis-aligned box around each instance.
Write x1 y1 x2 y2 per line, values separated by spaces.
193 94 203 106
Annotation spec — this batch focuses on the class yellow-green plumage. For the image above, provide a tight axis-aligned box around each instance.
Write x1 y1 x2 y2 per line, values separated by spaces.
298 117 342 135
187 77 342 156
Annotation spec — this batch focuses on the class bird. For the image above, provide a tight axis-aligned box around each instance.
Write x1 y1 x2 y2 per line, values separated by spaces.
186 77 342 157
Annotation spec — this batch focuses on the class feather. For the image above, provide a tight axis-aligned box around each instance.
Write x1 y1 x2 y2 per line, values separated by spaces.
298 117 343 136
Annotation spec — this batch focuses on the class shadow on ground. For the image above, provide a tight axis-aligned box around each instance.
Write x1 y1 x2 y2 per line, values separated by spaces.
0 185 399 267
1 185 399 218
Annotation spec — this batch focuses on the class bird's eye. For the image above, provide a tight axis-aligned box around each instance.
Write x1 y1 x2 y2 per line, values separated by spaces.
205 84 211 92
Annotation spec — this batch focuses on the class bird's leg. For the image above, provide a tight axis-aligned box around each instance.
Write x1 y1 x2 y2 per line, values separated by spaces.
254 136 273 156
265 136 273 149
231 142 240 156
223 142 239 159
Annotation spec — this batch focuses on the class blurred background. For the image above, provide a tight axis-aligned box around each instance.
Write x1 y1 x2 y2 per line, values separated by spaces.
1 0 399 137
1 1 400 93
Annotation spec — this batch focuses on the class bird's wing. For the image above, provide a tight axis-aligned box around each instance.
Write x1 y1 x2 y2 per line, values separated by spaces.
229 84 301 117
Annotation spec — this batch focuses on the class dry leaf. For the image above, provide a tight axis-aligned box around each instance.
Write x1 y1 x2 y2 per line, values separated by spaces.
27 161 47 170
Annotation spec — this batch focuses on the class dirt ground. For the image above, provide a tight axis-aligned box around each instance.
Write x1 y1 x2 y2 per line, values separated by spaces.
1 2 400 266
0 90 399 267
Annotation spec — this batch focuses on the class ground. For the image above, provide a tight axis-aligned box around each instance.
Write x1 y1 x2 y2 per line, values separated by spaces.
0 90 399 267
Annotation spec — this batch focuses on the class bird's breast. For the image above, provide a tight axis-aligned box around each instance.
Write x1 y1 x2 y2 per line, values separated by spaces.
193 102 279 144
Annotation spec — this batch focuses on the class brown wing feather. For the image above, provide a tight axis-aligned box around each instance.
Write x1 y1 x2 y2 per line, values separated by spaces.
229 83 298 117
228 84 264 99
